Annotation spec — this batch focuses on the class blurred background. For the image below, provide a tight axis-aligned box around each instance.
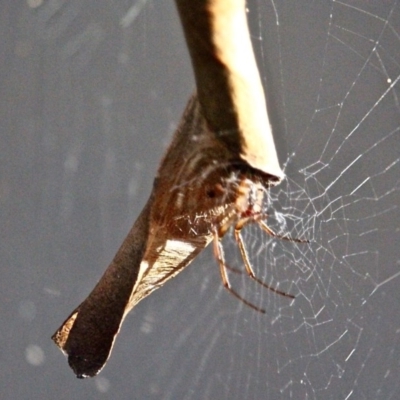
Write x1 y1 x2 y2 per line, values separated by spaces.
1 1 399 399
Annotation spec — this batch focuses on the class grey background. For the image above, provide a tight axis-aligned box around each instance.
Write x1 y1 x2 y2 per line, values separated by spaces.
1 1 399 399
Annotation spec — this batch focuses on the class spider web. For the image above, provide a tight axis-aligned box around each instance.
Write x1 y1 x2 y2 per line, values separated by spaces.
217 1 400 398
137 1 400 398
5 1 399 399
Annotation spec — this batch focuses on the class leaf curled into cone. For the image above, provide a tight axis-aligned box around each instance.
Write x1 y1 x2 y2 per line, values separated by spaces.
52 95 282 378
52 0 286 378
175 0 284 181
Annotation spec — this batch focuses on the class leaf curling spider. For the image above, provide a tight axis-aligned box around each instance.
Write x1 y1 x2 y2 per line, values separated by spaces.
209 169 309 313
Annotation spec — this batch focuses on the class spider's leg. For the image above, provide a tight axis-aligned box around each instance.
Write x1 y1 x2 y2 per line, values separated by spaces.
225 264 243 274
212 228 266 313
257 218 309 243
234 218 295 299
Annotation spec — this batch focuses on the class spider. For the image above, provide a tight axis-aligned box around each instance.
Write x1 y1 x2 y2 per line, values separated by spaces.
209 171 308 313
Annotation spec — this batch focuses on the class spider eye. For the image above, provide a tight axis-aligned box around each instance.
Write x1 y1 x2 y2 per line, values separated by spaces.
206 189 216 198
